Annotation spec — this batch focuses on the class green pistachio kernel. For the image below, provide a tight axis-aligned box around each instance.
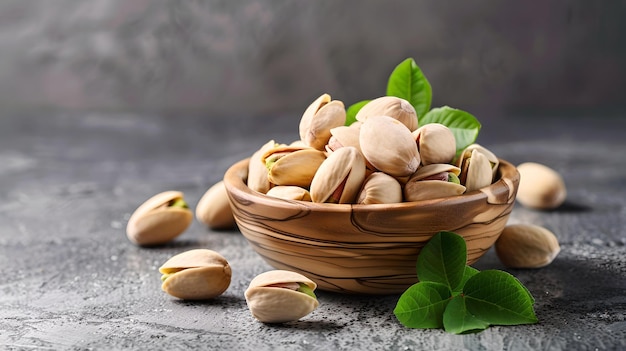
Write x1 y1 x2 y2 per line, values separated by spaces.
169 198 189 209
448 172 461 185
297 283 317 299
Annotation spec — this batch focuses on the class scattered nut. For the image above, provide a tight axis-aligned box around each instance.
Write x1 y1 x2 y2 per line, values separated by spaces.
159 249 232 300
495 224 560 268
126 191 193 246
196 181 236 230
244 270 319 323
516 162 567 210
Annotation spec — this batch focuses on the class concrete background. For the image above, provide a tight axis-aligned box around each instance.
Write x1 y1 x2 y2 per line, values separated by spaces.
1 0 625 119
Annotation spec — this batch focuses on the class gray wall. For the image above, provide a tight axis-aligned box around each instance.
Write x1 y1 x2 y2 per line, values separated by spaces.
1 1 625 120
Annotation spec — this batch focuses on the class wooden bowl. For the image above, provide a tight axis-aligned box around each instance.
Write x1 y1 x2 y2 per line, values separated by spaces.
223 158 519 295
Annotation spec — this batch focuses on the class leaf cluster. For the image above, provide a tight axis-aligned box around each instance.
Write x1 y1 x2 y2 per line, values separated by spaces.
346 58 481 155
394 231 538 334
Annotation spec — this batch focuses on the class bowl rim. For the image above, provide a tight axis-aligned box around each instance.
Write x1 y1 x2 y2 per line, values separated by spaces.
223 157 519 212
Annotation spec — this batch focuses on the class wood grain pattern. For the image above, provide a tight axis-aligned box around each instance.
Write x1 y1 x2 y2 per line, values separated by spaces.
224 158 519 294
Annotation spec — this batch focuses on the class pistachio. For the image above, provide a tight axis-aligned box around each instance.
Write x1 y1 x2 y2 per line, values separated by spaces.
244 270 319 323
355 96 418 131
126 191 193 246
248 140 278 194
159 249 232 300
356 172 403 204
413 123 456 165
516 162 567 210
310 146 366 203
266 186 312 201
299 93 347 150
196 181 236 230
326 124 361 153
359 115 420 178
495 224 560 268
404 164 466 201
457 146 495 192
262 146 327 188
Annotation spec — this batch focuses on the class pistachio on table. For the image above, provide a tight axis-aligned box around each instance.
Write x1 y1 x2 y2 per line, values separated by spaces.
159 249 232 300
299 93 346 150
355 96 418 131
495 224 561 268
310 146 366 204
404 163 465 201
244 270 319 323
516 162 567 210
196 181 236 230
359 115 420 178
126 190 193 246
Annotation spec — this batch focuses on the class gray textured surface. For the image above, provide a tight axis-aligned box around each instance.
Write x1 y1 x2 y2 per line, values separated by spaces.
1 1 625 117
1 112 625 350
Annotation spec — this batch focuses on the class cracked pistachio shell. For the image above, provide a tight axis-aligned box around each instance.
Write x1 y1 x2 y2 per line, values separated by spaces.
413 123 456 165
457 144 499 179
266 186 312 201
196 181 236 230
359 115 420 178
516 162 567 210
326 124 362 153
248 140 279 194
126 191 193 246
356 172 403 204
404 164 466 202
299 93 347 150
244 270 319 323
355 96 418 131
457 147 494 192
310 146 366 204
495 224 560 268
262 146 327 188
159 249 232 300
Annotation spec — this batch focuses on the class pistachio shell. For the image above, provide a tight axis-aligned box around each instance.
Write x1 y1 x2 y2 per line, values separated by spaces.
404 180 467 202
266 186 312 201
247 140 278 194
264 147 327 188
459 149 493 192
495 224 560 268
196 181 236 230
326 124 362 153
356 172 403 204
411 163 461 181
126 191 193 246
359 115 420 178
309 146 366 203
413 123 456 165
244 270 319 323
299 93 346 150
159 249 231 300
355 96 418 131
457 144 499 179
516 162 567 210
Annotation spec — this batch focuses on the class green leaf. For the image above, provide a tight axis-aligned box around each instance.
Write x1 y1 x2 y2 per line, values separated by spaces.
453 266 480 294
394 282 451 329
416 231 467 291
345 100 370 126
420 106 481 154
463 270 538 326
386 58 432 118
443 295 490 334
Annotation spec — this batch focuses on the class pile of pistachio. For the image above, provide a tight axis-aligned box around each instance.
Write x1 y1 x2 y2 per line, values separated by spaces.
248 93 499 205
